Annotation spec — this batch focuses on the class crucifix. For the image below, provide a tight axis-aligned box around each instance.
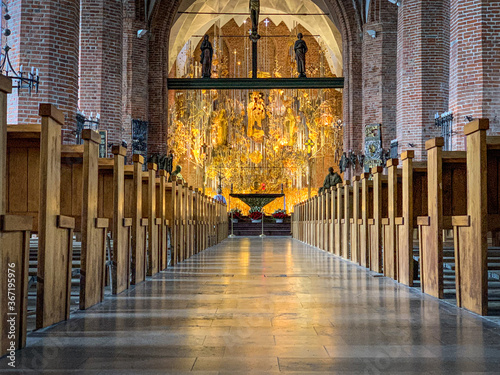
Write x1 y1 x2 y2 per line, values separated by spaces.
249 0 261 79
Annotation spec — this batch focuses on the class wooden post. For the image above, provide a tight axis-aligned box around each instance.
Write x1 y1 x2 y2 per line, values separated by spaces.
111 146 131 295
0 75 32 354
171 178 178 265
370 167 383 273
359 173 372 268
329 187 336 253
80 130 109 308
130 155 146 285
419 138 444 298
384 159 399 279
146 163 159 275
454 120 490 315
324 190 330 252
158 170 168 270
36 104 76 328
398 151 415 286
351 176 360 264
342 180 351 259
335 183 343 256
187 186 194 257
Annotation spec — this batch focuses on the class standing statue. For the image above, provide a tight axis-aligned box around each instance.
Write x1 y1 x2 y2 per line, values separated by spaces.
200 35 213 78
294 33 308 78
284 108 296 146
249 0 260 35
247 93 266 142
319 167 343 194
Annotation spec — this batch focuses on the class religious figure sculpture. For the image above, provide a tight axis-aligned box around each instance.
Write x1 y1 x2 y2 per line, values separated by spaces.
319 167 342 194
200 35 213 78
294 33 308 78
168 165 185 183
215 109 228 146
249 0 260 36
247 93 266 142
284 108 296 146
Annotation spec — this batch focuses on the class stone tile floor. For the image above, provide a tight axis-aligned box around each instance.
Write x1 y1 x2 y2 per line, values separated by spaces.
1 237 500 374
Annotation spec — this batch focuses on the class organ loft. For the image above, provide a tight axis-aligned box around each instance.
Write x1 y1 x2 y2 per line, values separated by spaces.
1 0 500 373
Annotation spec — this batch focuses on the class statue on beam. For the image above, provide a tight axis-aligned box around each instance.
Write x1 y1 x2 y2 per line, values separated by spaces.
294 33 308 78
249 0 260 38
200 35 213 78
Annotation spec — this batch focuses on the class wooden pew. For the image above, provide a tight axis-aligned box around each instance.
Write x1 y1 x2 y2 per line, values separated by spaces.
329 186 337 254
58 132 110 309
350 176 360 264
77 131 110 308
6 105 76 330
110 146 133 294
453 120 500 315
359 173 373 268
323 189 330 252
396 151 428 287
368 167 387 273
342 180 352 259
0 76 32 355
417 138 467 299
381 160 403 279
334 183 343 256
196 190 202 253
157 170 169 270
145 163 160 276
129 155 147 284
170 178 179 265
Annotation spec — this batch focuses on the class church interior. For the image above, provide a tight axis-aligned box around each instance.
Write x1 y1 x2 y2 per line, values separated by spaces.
1 0 500 373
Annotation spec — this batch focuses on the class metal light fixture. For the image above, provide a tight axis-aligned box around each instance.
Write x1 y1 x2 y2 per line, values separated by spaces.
0 5 40 94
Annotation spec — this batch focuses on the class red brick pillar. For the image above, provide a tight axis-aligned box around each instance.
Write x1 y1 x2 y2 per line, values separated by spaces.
396 0 450 159
80 0 123 148
449 0 500 149
7 0 79 143
362 0 398 151
122 0 149 155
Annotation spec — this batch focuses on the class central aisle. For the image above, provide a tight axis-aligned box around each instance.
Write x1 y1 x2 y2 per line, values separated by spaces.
3 238 500 374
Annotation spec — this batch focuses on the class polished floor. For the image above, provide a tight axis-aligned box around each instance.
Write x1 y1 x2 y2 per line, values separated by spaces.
2 237 500 374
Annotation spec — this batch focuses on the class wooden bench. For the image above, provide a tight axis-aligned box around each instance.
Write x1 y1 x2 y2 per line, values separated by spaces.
350 177 360 264
0 76 32 355
6 104 76 330
453 119 500 315
97 147 133 295
359 174 373 268
368 167 388 273
396 151 428 287
417 138 467 299
381 160 403 279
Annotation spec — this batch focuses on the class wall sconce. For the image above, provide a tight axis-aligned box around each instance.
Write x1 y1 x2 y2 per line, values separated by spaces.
366 30 377 39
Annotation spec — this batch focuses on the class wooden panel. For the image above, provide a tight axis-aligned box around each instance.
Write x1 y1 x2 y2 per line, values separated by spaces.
111 148 130 295
36 107 73 329
342 182 351 259
384 160 398 280
80 134 108 309
27 147 40 213
131 157 146 285
486 152 499 214
455 122 488 315
147 166 159 275
359 174 371 268
7 147 28 213
369 168 383 273
0 230 30 355
420 139 444 299
335 184 343 256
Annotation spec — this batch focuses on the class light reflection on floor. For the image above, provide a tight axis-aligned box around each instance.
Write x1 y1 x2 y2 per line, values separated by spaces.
1 237 500 374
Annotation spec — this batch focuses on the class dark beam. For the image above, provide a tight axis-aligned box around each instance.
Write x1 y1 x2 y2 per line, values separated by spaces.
178 12 330 16
167 78 345 90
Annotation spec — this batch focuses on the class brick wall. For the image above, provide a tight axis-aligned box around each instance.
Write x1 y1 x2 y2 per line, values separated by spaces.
122 0 149 158
80 0 124 151
7 0 79 143
449 0 500 150
397 0 450 160
362 0 398 151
